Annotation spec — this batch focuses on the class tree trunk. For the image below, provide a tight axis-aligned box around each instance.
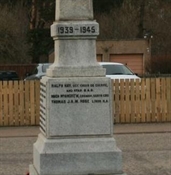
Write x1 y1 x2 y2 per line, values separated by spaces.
30 0 38 29
137 0 145 38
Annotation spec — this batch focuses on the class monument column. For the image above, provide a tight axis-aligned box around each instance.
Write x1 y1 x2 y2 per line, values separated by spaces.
47 0 105 77
29 0 126 175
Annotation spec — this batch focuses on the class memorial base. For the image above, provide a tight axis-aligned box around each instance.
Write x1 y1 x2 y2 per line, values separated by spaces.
29 134 126 175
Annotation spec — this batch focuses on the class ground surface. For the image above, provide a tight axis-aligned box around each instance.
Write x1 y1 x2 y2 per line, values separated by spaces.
0 123 171 175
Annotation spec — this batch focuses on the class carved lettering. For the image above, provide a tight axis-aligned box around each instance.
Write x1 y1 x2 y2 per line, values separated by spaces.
50 82 109 105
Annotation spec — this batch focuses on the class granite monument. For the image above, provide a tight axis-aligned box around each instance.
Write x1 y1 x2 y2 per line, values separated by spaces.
29 0 126 174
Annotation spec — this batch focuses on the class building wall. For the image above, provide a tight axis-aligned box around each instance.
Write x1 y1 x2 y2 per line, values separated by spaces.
96 39 151 75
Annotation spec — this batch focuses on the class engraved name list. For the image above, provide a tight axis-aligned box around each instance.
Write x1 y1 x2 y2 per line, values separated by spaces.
50 82 109 104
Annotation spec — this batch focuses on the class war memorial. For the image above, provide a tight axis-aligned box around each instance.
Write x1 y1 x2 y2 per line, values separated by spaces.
29 1 126 175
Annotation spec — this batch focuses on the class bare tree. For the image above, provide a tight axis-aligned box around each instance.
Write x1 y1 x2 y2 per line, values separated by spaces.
95 0 171 73
29 0 38 30
0 2 31 63
95 1 139 39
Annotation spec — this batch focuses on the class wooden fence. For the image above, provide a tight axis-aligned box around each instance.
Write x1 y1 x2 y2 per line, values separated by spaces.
0 78 171 126
113 78 171 123
0 80 40 126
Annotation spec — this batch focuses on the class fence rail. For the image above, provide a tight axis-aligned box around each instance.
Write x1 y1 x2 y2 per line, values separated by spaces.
0 78 171 126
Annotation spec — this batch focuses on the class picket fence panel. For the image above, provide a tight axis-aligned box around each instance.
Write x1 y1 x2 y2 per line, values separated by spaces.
113 78 171 123
0 80 40 126
0 78 171 126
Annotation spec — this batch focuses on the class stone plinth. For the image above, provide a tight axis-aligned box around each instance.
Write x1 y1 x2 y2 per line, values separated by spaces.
29 77 126 175
30 135 124 175
39 77 112 137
